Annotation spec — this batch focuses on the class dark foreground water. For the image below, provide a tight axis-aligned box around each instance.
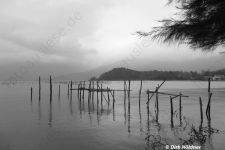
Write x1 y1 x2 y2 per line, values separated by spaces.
0 81 225 150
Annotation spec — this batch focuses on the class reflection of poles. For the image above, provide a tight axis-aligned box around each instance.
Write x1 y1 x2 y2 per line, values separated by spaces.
128 93 131 135
70 97 73 115
88 92 92 124
49 101 52 128
139 105 143 134
38 100 42 126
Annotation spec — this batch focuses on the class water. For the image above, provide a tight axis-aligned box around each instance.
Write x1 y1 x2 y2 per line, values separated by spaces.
0 81 225 150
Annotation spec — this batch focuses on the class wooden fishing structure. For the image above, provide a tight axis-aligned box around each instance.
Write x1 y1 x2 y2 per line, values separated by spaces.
31 76 213 127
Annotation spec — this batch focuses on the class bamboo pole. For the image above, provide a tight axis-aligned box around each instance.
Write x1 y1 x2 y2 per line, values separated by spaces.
77 83 80 98
206 92 212 119
170 96 173 121
59 85 60 98
128 80 131 98
107 87 110 103
88 80 91 101
68 83 69 95
170 96 174 127
97 81 98 100
82 81 85 99
113 90 115 111
31 87 33 101
92 81 94 102
101 84 103 108
79 81 82 98
39 76 41 101
139 80 142 110
199 97 203 121
50 76 52 101
179 92 182 124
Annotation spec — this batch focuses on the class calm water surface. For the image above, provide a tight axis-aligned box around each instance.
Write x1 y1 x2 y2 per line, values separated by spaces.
0 81 225 150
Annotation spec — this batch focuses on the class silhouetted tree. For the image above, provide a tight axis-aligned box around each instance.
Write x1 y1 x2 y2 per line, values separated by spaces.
137 0 225 51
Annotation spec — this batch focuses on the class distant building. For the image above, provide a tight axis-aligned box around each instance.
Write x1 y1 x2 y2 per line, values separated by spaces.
213 75 225 81
204 76 213 80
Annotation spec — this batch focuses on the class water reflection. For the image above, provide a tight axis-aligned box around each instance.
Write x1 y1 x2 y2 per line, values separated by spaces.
38 101 42 127
49 101 53 128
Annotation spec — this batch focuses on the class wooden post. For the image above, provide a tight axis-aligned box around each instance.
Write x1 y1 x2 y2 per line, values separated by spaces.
206 92 212 119
139 80 142 110
82 81 85 99
59 85 60 97
107 87 110 103
179 92 182 123
97 80 99 100
31 87 33 101
128 80 131 98
88 80 91 101
156 85 159 112
80 81 82 99
199 97 203 121
70 81 72 100
50 76 52 101
124 80 126 107
170 96 173 121
147 89 149 115
113 90 115 111
92 81 94 102
101 84 103 108
39 76 41 101
68 83 69 95
208 78 211 93
77 83 80 98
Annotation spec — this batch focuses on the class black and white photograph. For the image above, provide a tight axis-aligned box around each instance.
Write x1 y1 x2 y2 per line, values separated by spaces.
0 0 225 149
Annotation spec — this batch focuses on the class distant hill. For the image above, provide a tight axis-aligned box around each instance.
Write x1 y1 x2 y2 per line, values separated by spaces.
97 68 202 80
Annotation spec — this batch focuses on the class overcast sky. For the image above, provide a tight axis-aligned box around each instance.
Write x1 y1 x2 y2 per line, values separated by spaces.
0 0 222 80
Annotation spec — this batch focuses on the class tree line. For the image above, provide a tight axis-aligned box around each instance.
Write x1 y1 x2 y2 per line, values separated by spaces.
90 68 225 81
